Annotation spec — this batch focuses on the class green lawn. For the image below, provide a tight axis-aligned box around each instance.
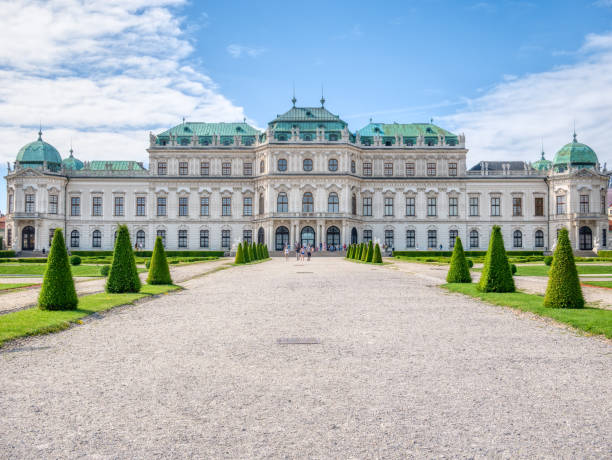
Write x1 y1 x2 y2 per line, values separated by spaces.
0 283 36 291
0 264 146 277
581 280 612 289
443 283 612 339
514 264 612 277
0 284 180 346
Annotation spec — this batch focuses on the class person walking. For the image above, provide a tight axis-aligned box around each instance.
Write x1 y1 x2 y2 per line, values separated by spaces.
307 245 311 262
300 246 305 262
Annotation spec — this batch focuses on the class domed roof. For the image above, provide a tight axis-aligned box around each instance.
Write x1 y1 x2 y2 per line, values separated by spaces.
553 133 598 170
532 150 552 171
16 131 62 166
61 149 84 170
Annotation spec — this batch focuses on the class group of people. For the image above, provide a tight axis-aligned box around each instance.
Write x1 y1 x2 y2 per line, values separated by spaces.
284 242 349 262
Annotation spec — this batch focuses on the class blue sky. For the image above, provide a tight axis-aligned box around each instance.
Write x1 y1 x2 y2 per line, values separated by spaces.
2 0 612 212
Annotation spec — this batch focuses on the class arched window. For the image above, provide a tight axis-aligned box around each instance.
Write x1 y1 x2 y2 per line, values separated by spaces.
470 230 479 248
513 230 523 248
303 159 313 171
328 192 339 213
136 230 145 248
535 230 544 248
351 160 356 174
326 226 340 247
449 229 458 248
351 194 357 215
259 194 264 215
302 192 314 213
275 226 289 250
257 227 264 244
277 193 288 212
71 230 80 248
351 227 358 244
579 226 592 250
260 160 265 173
92 230 101 248
277 158 287 172
328 158 338 171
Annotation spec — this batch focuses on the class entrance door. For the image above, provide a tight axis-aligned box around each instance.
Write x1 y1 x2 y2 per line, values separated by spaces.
579 226 593 250
351 227 358 244
326 226 340 248
275 226 289 251
301 226 315 247
22 226 35 250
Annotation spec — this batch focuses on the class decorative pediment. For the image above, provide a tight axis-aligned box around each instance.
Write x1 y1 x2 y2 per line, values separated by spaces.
12 168 47 178
155 186 169 194
198 187 212 195
576 185 593 192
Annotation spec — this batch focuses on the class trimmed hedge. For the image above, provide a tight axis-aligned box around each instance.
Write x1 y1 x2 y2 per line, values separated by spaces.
446 237 471 283
478 226 515 293
264 244 269 258
544 256 553 266
235 242 245 264
544 228 584 308
72 250 225 257
147 236 172 285
38 229 78 310
0 250 16 258
393 250 544 257
106 225 141 293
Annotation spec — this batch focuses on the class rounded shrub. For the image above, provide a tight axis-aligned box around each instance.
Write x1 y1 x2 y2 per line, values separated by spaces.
467 259 474 268
544 256 553 266
235 242 245 264
38 229 78 310
510 263 517 274
446 236 471 283
544 228 584 308
100 264 110 277
145 259 151 269
106 224 141 293
70 255 81 266
478 226 515 293
147 236 172 285
373 243 383 264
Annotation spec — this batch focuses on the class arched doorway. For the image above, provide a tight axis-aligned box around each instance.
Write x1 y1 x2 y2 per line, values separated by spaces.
257 227 264 244
22 226 35 250
351 227 358 244
301 226 315 247
275 226 289 251
326 226 340 248
579 226 593 250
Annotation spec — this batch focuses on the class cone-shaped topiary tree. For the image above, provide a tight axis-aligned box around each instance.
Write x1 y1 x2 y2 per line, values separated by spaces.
366 240 374 263
264 244 269 258
361 241 369 262
358 243 364 260
147 236 172 284
248 243 255 262
106 224 141 293
373 243 383 264
38 229 78 310
478 225 515 292
235 242 244 264
243 241 250 263
347 245 353 259
446 236 471 283
252 242 259 260
544 228 584 308
257 243 264 260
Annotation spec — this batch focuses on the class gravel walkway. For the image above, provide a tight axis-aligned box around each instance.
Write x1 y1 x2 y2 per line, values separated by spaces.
0 258 610 458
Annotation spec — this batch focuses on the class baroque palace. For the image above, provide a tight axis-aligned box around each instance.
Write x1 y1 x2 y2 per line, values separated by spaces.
4 99 610 254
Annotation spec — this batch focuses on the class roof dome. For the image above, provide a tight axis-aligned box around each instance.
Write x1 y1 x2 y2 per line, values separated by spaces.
553 133 598 171
16 131 62 168
61 149 84 170
532 151 552 171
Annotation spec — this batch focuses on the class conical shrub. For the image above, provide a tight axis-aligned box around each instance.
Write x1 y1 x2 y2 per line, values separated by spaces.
366 240 374 263
347 245 353 259
544 228 584 308
248 244 255 262
235 242 244 264
38 229 78 310
264 244 269 258
357 243 364 260
253 242 259 260
257 243 264 260
361 242 369 261
106 225 141 293
243 241 250 263
147 236 172 284
478 226 514 292
446 236 471 283
373 243 383 264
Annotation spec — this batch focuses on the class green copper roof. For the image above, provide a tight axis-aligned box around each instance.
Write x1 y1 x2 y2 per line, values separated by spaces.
16 131 62 166
61 150 84 170
270 106 345 123
553 134 598 170
532 151 552 171
157 121 260 137
268 105 348 141
87 161 145 171
356 122 457 138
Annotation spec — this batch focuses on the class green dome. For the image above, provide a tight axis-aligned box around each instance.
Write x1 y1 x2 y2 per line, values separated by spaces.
553 134 598 172
62 149 84 170
532 151 552 171
16 131 62 168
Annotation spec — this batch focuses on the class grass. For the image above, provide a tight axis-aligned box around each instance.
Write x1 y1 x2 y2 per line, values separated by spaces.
470 264 612 277
443 283 612 339
0 284 180 347
0 264 146 277
581 280 612 289
0 283 36 291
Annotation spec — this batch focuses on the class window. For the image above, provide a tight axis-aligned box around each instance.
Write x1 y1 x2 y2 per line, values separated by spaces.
222 197 231 216
363 162 372 176
200 161 209 176
428 230 437 248
406 197 415 216
490 197 501 216
469 197 479 216
449 229 458 248
364 230 372 242
556 195 565 215
513 230 523 248
352 195 357 215
448 163 457 176
384 197 394 216
303 159 313 171
8 194 13 213
157 162 167 175
157 229 166 247
449 197 458 217
405 162 415 176
427 197 437 216
302 192 314 213
114 196 124 216
470 230 479 248
70 230 80 247
179 197 188 216
178 230 187 248
427 163 436 176
71 196 80 216
363 197 372 216
25 194 35 213
136 197 146 216
278 159 287 172
221 230 230 248
92 230 101 248
328 158 338 171
603 228 607 247
512 197 522 216
384 162 393 176
260 160 265 173
243 229 252 244
179 161 188 176
200 197 209 216
385 230 394 248
48 228 55 246
580 194 589 213
243 196 252 216
49 195 58 214
351 160 356 173
602 194 607 214
406 229 415 248
535 197 544 217
92 196 102 216
222 162 231 176
157 197 167 216
328 193 339 213
7 228 11 247
200 230 209 248
535 230 544 248
243 162 252 176
136 230 145 248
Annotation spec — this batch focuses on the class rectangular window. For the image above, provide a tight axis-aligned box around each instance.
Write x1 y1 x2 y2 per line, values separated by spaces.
92 196 102 216
200 161 209 176
136 197 146 216
222 197 231 216
200 230 209 248
427 197 437 216
448 163 457 176
157 197 167 216
363 162 372 176
534 197 544 217
491 197 500 216
243 230 252 243
406 197 415 216
92 231 101 248
512 197 522 216
405 162 415 176
157 230 166 247
179 197 188 216
428 229 437 248
363 230 372 242
49 229 55 246
580 194 589 213
25 194 35 213
114 196 124 216
71 196 80 216
49 195 58 214
222 162 231 176
556 195 565 215
7 228 11 247
427 163 436 176
200 197 209 216
469 197 479 216
602 194 607 214
449 197 458 217
406 229 415 248
603 229 607 247
243 196 252 216
384 197 394 216
384 162 393 176
363 197 372 216
221 230 230 248
178 229 187 248
385 230 394 248
8 194 13 213
157 162 167 175
449 229 458 248
179 161 188 176
243 162 252 176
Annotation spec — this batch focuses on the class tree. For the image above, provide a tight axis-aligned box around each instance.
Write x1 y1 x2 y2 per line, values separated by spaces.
263 244 269 258
243 241 250 263
373 243 383 264
446 236 471 283
106 224 141 293
252 242 259 260
38 229 78 310
361 241 369 262
355 243 362 260
257 243 264 260
478 226 515 292
235 242 244 264
147 236 172 284
248 243 255 262
544 228 584 308
366 240 374 263
347 245 353 259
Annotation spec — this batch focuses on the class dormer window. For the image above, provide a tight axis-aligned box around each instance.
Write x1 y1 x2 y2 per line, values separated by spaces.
374 127 380 133
236 126 243 132
303 134 312 141
278 134 287 141
385 140 392 146
329 133 338 141
160 139 167 146
180 138 189 146
306 111 313 117
426 127 433 133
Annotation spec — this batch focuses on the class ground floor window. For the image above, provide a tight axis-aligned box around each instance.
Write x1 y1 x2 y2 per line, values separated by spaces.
243 229 252 244
513 230 522 248
603 229 607 247
406 229 415 248
363 230 372 242
535 230 544 248
385 230 394 248
449 230 458 249
258 227 264 244
579 226 592 250
157 230 166 247
301 226 315 247
276 226 289 251
92 230 102 248
136 230 145 248
71 230 79 248
427 230 436 248
178 230 187 248
221 230 230 248
470 230 479 248
200 230 209 248
326 226 340 248
48 228 55 246
7 228 12 247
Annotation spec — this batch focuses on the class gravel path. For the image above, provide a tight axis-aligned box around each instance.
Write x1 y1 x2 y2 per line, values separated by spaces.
0 258 610 458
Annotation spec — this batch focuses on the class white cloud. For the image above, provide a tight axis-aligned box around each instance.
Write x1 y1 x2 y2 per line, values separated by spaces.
226 44 266 58
444 31 612 167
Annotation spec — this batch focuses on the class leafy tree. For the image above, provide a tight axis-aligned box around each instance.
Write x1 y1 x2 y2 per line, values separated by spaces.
235 242 244 264
478 226 515 292
106 225 141 293
38 229 78 310
544 228 584 308
366 240 374 263
147 236 172 284
446 236 471 283
373 243 383 264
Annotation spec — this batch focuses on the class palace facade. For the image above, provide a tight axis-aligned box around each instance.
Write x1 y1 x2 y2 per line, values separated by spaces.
4 101 610 254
